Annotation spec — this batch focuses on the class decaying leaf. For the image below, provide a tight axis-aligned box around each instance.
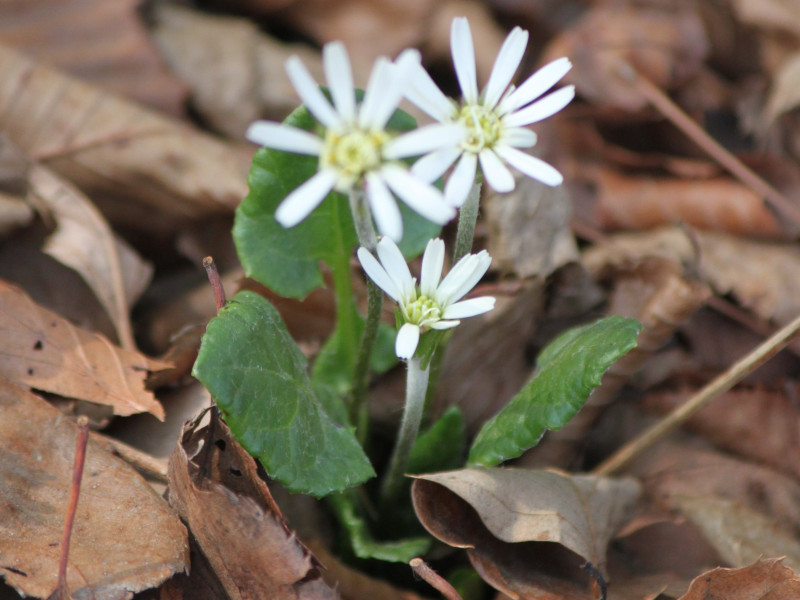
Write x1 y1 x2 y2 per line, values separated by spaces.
168 410 338 600
678 558 800 600
0 378 188 599
412 468 639 598
0 43 249 234
0 279 167 419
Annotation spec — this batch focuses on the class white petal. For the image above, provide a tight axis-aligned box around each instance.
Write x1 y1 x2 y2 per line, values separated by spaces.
411 146 462 182
502 85 575 128
444 152 477 207
484 27 528 109
361 50 419 131
245 121 323 155
285 56 341 129
479 149 515 192
365 172 403 242
495 145 563 186
500 127 537 149
376 235 415 301
384 123 465 159
443 296 495 319
274 169 338 227
358 57 394 130
451 17 478 103
358 246 402 301
323 41 356 123
381 164 456 225
395 323 421 359
420 238 445 297
406 63 458 123
429 320 460 330
501 57 573 115
437 250 491 305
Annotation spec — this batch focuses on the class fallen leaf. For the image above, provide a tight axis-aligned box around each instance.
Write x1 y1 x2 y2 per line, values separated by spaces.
0 43 249 234
0 0 187 116
412 469 639 583
678 558 800 600
731 0 800 37
764 52 800 126
0 279 167 419
0 377 188 599
167 411 338 600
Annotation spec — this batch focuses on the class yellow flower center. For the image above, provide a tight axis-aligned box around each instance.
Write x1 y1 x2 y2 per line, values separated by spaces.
320 128 390 190
404 294 442 327
457 103 502 153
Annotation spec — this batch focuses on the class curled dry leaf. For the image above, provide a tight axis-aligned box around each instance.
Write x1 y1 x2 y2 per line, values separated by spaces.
678 558 800 600
0 43 249 234
0 378 188 599
0 280 167 419
0 0 187 116
167 411 338 600
412 468 639 597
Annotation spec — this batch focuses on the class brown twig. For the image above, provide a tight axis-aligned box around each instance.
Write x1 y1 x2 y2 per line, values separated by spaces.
409 558 463 600
203 256 226 312
594 312 800 476
50 416 90 600
614 61 800 233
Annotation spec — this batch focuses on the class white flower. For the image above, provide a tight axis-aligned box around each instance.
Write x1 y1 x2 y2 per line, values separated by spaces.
246 41 464 241
358 237 495 359
406 17 575 207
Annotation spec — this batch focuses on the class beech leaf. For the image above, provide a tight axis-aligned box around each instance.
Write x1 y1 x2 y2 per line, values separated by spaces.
678 558 800 600
192 290 374 497
468 316 641 467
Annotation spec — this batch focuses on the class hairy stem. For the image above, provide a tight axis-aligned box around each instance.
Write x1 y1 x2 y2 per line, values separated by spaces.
452 179 482 264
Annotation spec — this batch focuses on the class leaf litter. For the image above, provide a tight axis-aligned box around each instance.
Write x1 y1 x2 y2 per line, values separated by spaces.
4 0 800 598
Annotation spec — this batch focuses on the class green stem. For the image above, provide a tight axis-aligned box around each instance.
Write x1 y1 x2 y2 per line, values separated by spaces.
349 189 381 441
381 357 430 505
452 179 482 264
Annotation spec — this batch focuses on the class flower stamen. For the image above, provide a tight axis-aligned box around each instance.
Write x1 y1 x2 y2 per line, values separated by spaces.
457 103 502 153
321 128 390 191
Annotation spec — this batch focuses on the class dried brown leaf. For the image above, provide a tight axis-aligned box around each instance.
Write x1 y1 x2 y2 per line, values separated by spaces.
0 43 249 234
764 53 800 126
0 378 188 599
0 279 167 419
678 558 800 600
731 0 800 37
0 0 187 116
167 412 337 600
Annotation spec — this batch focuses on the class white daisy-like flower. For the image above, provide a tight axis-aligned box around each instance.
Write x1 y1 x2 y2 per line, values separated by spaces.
406 17 575 207
246 41 464 241
358 236 495 359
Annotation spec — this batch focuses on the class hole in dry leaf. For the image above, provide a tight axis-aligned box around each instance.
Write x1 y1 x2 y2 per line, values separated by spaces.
32 340 42 351
229 467 242 477
214 439 226 451
27 368 33 376
2 566 27 576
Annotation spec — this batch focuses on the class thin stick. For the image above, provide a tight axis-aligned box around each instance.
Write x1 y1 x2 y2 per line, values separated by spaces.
615 61 800 231
409 558 464 600
52 416 90 599
594 312 800 476
202 256 226 312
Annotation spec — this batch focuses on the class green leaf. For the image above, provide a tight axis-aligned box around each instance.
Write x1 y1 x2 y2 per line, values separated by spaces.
468 316 642 467
328 492 430 562
408 406 465 474
370 323 399 374
193 290 374 496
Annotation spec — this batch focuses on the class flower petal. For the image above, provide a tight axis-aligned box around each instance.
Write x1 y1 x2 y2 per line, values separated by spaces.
245 121 324 155
437 250 491 305
411 146 462 182
406 63 458 123
384 123 465 160
358 246 401 301
285 56 341 129
395 323 421 359
444 152 478 207
365 172 403 242
484 27 528 109
501 57 573 115
479 148 515 192
430 320 460 330
274 169 338 227
323 41 356 123
443 296 495 319
376 235 415 301
495 145 563 186
502 85 575 128
500 127 537 149
420 238 445 296
451 17 478 104
361 50 419 131
381 164 456 225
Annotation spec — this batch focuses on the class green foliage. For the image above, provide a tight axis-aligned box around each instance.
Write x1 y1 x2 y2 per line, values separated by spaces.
407 406 466 474
193 291 374 497
468 316 642 467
